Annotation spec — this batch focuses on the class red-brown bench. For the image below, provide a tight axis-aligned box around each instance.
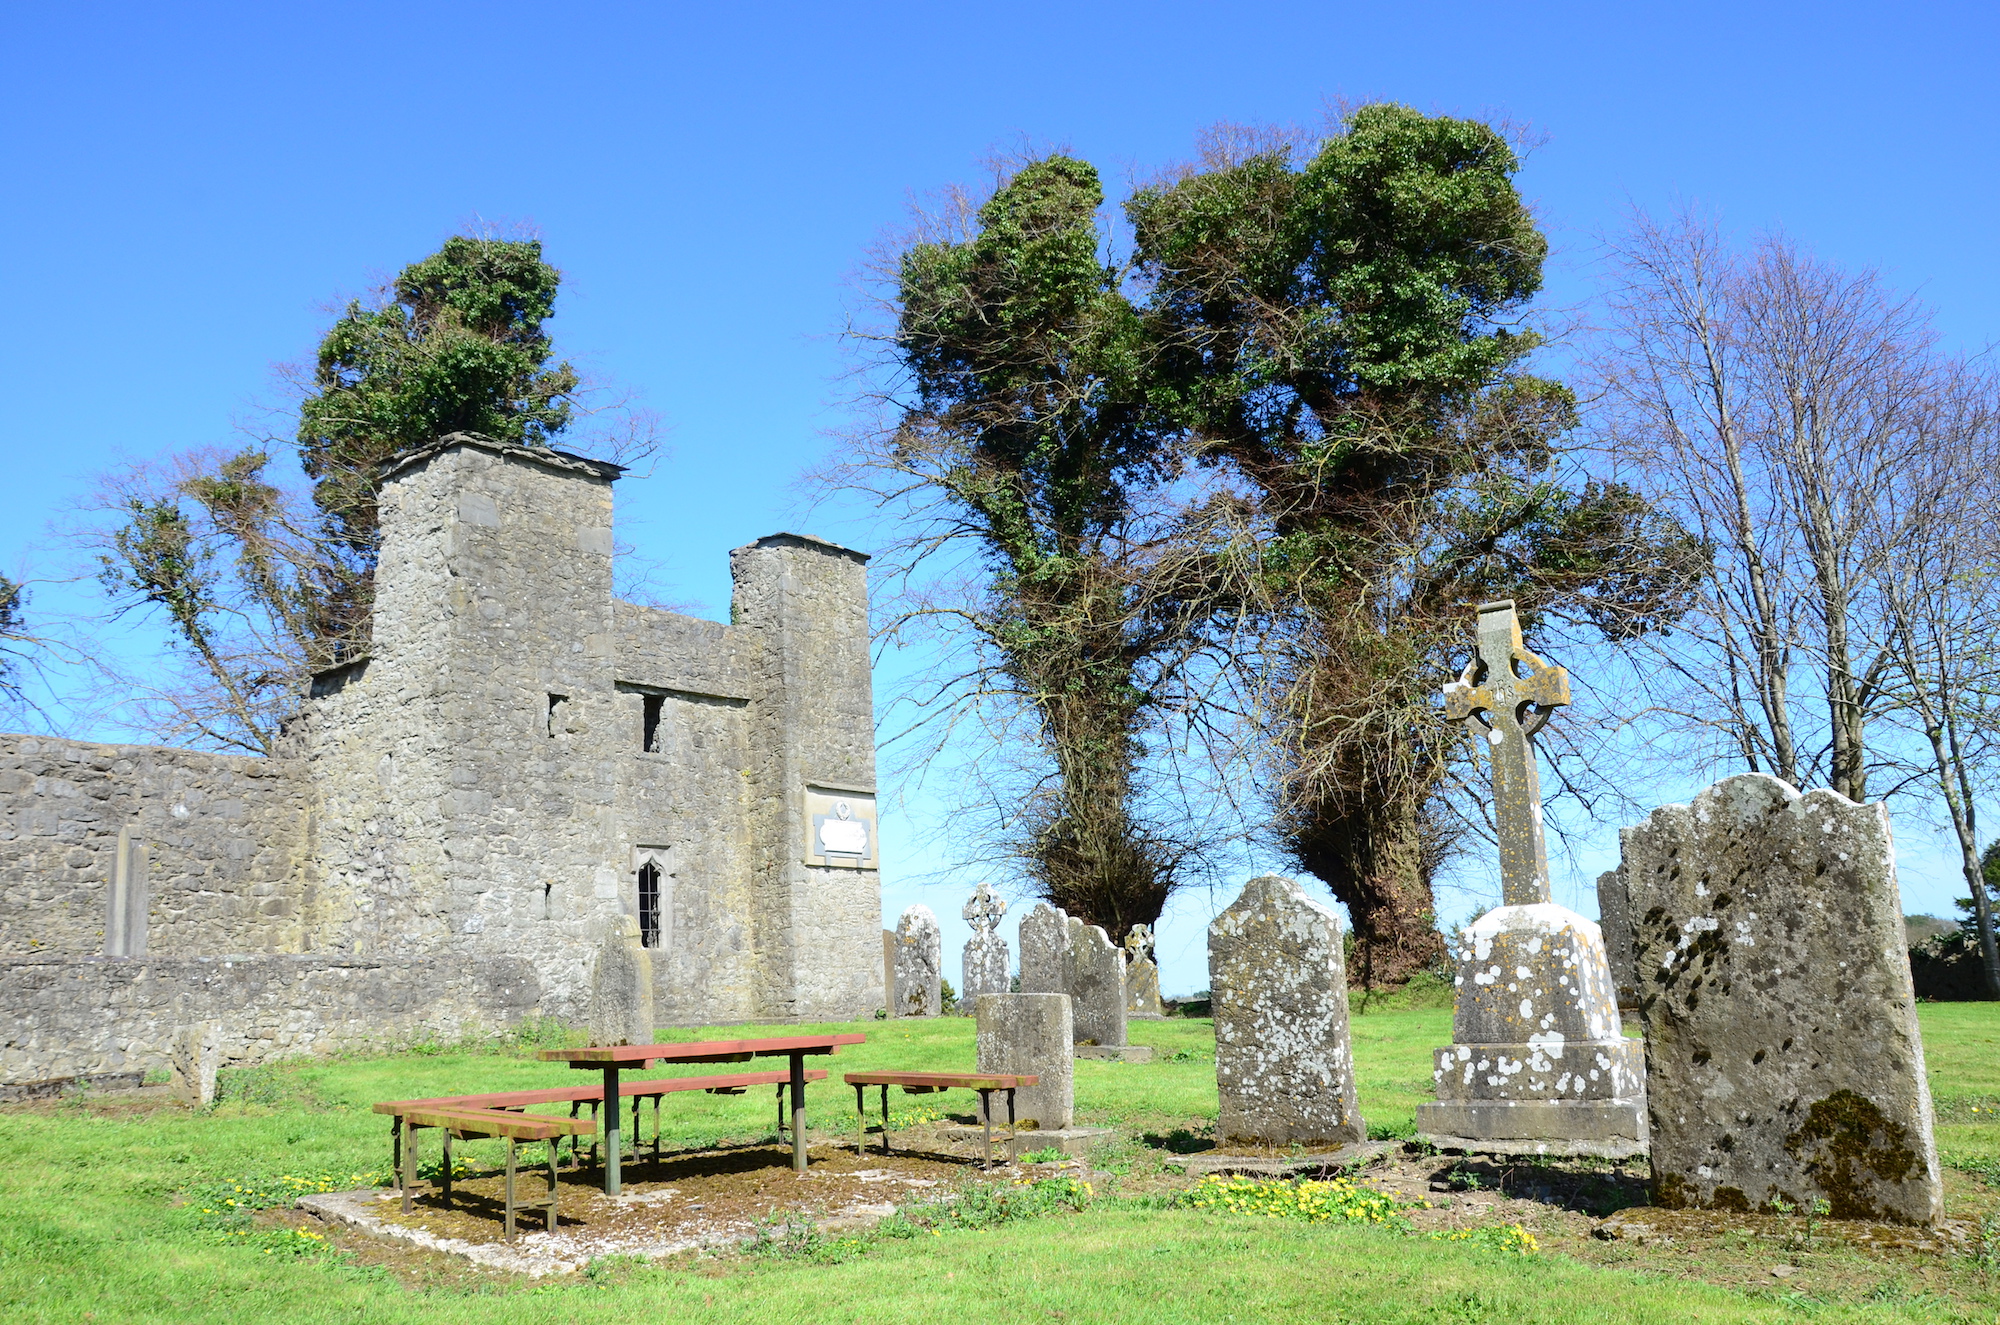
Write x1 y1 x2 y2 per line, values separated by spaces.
375 1069 830 1173
391 1106 596 1241
842 1071 1040 1169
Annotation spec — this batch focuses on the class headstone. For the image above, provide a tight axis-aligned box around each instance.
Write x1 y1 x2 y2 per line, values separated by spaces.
1597 868 1639 1010
1066 916 1129 1048
1018 902 1069 994
962 883 1011 1003
1415 600 1648 1158
1622 773 1942 1223
974 992 1074 1129
1209 875 1364 1146
893 905 942 1017
589 915 656 1045
1123 924 1164 1018
168 1021 222 1107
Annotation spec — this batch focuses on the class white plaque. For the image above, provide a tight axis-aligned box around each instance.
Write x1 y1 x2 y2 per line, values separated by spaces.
804 785 878 868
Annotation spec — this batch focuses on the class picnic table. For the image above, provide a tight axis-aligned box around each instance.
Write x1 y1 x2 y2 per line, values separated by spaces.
843 1070 1039 1169
540 1032 867 1192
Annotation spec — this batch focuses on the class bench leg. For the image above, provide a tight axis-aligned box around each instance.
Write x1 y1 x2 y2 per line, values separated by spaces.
880 1084 891 1156
505 1138 518 1244
442 1131 454 1207
775 1082 786 1137
631 1094 642 1171
401 1119 417 1215
979 1088 993 1170
391 1115 402 1181
853 1084 865 1155
546 1138 560 1232
789 1055 808 1173
654 1095 663 1165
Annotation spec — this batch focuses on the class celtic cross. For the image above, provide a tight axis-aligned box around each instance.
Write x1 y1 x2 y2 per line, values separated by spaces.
1441 599 1570 907
1123 923 1154 962
963 882 1007 937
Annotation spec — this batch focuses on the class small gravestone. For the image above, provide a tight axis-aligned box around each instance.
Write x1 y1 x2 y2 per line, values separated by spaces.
1209 875 1364 1146
1124 924 1164 1019
962 883 1011 1003
168 1021 222 1107
1597 868 1639 1010
1018 902 1069 995
1414 600 1647 1158
893 905 942 1017
974 992 1075 1129
589 915 656 1045
1066 916 1144 1059
1622 773 1943 1223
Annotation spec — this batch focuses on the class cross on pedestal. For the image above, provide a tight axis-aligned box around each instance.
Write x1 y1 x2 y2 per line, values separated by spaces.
963 882 1007 937
1441 599 1570 907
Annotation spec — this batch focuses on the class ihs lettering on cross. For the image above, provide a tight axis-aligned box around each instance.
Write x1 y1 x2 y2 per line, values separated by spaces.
1441 599 1571 907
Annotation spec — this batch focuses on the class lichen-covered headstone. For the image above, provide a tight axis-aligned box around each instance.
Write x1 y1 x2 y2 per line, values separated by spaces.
975 992 1073 1129
1018 902 1069 995
962 883 1011 1002
1597 867 1639 1009
1124 924 1164 1019
1415 600 1647 1157
168 1021 222 1107
1065 917 1128 1049
893 905 942 1017
589 915 655 1045
1622 773 1942 1223
1209 875 1364 1146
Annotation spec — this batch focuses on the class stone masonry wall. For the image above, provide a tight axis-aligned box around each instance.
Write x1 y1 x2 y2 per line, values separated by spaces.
0 736 312 957
0 953 539 1084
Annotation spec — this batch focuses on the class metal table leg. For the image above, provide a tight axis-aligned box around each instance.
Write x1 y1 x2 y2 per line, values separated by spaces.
604 1064 623 1195
789 1053 808 1172
852 1083 865 1154
978 1087 993 1169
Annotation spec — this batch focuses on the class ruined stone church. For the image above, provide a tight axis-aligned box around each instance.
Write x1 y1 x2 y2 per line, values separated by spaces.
0 433 884 1087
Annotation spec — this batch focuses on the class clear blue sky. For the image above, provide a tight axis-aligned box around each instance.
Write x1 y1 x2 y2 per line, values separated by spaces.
4 2 1995 995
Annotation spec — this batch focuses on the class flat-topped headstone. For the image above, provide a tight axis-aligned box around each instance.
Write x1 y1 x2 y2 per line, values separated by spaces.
1622 773 1942 1223
1209 875 1364 1146
974 992 1074 1129
1124 924 1164 1019
962 883 1011 1002
589 915 656 1046
1018 902 1069 995
1065 916 1128 1049
893 904 942 1017
1415 600 1647 1158
168 1021 222 1107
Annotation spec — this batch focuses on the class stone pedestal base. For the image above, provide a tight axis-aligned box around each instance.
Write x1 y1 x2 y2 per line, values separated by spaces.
1075 1044 1153 1063
1416 1099 1648 1158
937 1124 1115 1158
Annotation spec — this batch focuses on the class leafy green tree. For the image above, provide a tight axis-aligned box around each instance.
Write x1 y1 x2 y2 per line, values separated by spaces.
0 573 25 697
1128 107 1700 982
95 236 584 752
873 157 1216 938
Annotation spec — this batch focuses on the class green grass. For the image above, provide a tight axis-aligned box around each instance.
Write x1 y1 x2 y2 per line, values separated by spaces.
0 1003 1993 1324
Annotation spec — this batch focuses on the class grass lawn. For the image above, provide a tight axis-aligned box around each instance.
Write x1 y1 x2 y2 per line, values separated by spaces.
0 999 1994 1324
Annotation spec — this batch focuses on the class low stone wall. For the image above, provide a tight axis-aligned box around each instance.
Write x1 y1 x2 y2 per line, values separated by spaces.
0 954 542 1085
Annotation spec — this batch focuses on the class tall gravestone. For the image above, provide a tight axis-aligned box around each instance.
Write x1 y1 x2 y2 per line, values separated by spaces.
1018 902 1069 995
1620 773 1942 1223
1124 924 1164 1019
589 915 656 1046
962 883 1011 1003
974 992 1074 1130
1209 875 1364 1146
1065 916 1130 1052
1414 600 1647 1158
893 905 943 1017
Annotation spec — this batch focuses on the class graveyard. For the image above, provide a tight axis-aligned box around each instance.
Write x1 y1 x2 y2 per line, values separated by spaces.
0 997 1995 1322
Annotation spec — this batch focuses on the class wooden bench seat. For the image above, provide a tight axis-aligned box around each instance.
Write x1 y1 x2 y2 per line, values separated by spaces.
842 1071 1040 1168
392 1106 596 1241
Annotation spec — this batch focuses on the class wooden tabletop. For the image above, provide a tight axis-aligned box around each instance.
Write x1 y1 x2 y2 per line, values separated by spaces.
539 1032 868 1067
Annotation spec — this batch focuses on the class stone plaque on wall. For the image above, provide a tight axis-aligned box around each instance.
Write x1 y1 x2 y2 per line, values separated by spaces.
804 785 878 868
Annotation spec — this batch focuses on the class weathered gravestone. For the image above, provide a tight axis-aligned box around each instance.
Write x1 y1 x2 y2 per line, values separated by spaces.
1124 923 1164 1019
168 1021 222 1107
893 904 942 1017
1209 875 1364 1146
974 992 1074 1129
589 915 656 1045
1018 902 1068 995
1619 773 1942 1223
962 883 1011 1003
1597 868 1640 1010
1414 600 1647 1158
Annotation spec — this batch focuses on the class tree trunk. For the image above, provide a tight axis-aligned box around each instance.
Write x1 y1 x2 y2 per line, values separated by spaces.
1287 783 1446 988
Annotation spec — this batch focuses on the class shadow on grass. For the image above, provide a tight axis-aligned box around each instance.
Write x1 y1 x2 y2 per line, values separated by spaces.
1141 1127 1216 1155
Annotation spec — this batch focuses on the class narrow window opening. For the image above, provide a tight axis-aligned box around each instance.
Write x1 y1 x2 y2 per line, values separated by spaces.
540 882 554 921
641 694 663 753
546 693 568 738
637 862 662 949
